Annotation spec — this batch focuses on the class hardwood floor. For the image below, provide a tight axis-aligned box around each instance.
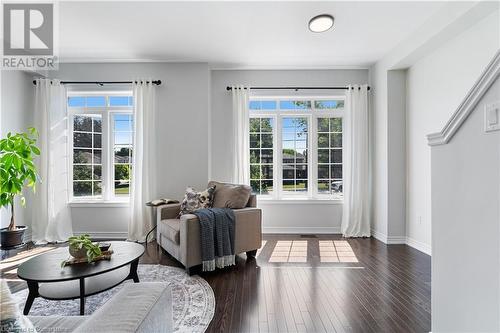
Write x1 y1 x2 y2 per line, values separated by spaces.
1 235 431 333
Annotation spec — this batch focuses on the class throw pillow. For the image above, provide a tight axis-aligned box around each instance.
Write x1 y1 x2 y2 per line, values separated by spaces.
179 185 216 216
0 280 37 333
208 181 252 209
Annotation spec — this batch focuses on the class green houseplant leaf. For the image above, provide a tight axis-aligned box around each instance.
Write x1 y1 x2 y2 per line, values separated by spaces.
0 128 40 231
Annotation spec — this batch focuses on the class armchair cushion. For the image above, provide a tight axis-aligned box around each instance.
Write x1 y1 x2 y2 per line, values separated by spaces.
158 219 180 244
208 181 252 209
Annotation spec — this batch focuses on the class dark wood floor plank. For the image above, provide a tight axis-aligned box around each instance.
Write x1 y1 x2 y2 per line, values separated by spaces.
1 235 431 333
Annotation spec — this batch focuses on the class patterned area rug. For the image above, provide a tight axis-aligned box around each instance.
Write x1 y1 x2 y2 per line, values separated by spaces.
14 264 215 333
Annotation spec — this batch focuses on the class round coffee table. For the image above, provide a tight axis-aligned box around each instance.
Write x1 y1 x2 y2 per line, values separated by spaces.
17 241 144 315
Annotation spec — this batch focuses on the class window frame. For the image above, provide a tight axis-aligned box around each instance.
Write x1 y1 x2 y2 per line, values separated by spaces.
67 91 134 203
249 96 345 201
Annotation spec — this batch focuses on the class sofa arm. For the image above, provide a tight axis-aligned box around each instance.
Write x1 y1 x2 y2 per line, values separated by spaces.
74 283 172 333
157 203 181 221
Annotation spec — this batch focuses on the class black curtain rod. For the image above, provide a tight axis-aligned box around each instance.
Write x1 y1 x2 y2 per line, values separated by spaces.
226 86 370 91
32 80 162 86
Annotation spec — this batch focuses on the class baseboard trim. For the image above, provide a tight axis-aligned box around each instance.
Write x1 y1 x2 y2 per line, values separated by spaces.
406 237 432 256
370 228 388 243
73 231 128 240
74 230 431 254
263 227 341 234
370 228 431 256
386 236 406 244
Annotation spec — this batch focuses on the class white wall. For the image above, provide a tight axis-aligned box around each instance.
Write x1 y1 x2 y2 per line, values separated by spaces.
370 66 407 243
0 71 35 233
258 200 343 234
3 65 367 237
431 77 500 332
387 70 407 240
49 63 210 237
406 11 499 251
211 69 368 233
369 3 499 253
369 64 389 240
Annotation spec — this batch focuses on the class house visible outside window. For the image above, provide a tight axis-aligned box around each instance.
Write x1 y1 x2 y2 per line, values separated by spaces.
249 97 344 200
68 93 134 202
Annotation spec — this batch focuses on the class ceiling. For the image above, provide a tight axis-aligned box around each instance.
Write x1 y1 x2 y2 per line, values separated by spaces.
58 1 447 68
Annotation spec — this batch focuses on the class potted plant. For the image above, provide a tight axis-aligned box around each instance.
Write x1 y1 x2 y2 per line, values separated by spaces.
0 128 40 248
61 234 102 267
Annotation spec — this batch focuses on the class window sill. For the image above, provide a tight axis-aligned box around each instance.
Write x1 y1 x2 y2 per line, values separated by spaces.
257 197 343 205
69 201 130 208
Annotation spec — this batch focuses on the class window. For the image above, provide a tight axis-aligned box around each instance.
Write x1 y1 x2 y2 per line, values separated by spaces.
113 114 133 196
282 117 308 194
317 118 343 198
68 93 134 201
249 98 344 200
72 115 102 197
250 118 274 195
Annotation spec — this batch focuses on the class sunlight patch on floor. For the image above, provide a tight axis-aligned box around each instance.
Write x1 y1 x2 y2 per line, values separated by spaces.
269 240 307 263
1 268 21 282
0 246 55 271
319 240 358 263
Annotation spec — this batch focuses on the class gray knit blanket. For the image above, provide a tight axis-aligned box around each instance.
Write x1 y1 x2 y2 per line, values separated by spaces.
193 208 235 271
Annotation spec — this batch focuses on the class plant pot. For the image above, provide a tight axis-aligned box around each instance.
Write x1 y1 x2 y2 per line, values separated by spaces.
69 246 87 259
0 226 27 249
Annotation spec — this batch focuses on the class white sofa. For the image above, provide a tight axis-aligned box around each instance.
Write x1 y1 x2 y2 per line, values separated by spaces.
28 282 172 333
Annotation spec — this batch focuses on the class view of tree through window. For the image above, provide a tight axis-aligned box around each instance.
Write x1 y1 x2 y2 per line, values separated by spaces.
73 115 102 197
249 98 344 199
114 114 133 196
250 118 274 194
69 94 133 200
282 117 308 193
317 117 343 198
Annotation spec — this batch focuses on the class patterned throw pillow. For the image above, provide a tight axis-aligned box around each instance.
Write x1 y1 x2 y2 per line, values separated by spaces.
179 185 216 216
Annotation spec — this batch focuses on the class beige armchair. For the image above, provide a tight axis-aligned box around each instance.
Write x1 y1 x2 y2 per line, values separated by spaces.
156 184 262 275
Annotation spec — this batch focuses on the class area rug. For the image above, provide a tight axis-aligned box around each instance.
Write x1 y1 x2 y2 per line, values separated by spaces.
14 264 215 333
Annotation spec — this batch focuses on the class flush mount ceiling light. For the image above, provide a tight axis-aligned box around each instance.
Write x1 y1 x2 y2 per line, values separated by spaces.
308 14 334 33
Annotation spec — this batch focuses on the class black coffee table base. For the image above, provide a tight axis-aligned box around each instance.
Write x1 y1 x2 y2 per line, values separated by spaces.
23 258 140 315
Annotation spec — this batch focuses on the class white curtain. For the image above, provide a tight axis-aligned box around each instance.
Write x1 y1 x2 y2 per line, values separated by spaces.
341 84 371 237
129 80 156 242
232 86 250 184
32 79 73 244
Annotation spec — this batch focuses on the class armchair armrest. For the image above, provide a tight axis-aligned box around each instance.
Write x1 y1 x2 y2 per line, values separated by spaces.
178 207 262 270
179 214 201 268
157 203 181 221
233 207 262 253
